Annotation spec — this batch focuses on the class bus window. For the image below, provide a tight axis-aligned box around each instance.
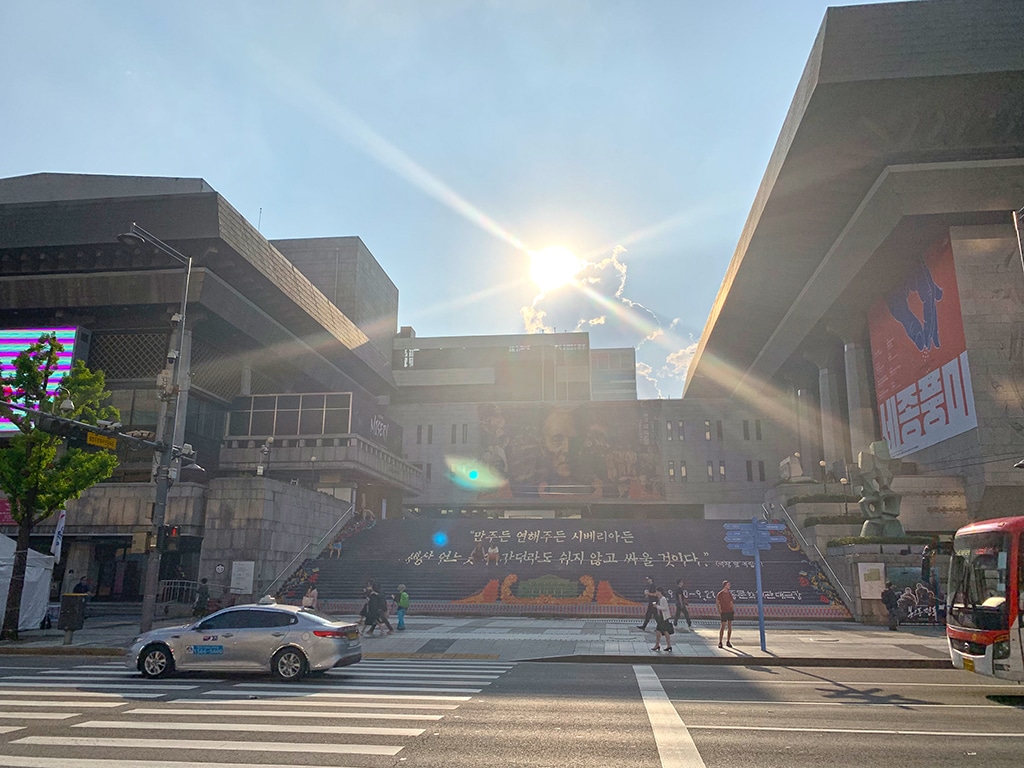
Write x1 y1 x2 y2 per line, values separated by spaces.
948 531 1010 632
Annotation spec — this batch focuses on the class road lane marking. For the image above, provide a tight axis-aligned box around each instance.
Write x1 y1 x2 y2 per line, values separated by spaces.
633 665 706 768
0 700 125 708
203 690 471 701
127 707 444 720
0 726 24 734
0 758 366 768
229 683 482 693
689 724 1024 737
0 680 194 691
329 670 501 679
671 699 1018 709
0 689 161 699
0 712 77 720
172 697 460 709
13 736 403 755
75 720 424 737
658 679 1022 689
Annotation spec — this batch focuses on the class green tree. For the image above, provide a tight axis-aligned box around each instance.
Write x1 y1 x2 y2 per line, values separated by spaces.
0 334 118 640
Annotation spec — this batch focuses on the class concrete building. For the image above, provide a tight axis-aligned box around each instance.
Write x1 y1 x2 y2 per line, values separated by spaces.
0 173 420 600
685 0 1024 523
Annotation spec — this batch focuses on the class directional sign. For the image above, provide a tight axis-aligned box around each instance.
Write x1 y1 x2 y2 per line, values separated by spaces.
726 543 749 550
725 533 752 542
768 535 787 543
722 523 749 530
763 523 787 531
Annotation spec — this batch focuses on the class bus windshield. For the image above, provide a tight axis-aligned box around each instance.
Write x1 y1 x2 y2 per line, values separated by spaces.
947 531 1010 631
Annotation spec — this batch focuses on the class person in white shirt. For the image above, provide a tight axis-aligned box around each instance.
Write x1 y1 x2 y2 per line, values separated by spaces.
651 586 674 652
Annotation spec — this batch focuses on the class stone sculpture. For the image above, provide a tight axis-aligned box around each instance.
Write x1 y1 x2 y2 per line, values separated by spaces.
850 441 905 538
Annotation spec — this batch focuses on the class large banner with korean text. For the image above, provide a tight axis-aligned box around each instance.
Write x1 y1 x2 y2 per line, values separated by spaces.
869 237 976 458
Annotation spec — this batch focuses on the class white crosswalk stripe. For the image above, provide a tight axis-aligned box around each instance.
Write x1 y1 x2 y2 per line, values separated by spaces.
0 658 516 767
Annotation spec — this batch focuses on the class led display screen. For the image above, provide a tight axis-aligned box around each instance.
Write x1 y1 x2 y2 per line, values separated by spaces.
0 327 80 433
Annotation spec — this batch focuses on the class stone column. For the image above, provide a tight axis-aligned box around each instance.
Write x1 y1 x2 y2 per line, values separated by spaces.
796 387 821 471
844 342 876 461
818 365 843 469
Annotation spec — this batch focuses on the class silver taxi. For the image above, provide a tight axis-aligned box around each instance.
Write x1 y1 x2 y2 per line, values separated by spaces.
126 597 361 681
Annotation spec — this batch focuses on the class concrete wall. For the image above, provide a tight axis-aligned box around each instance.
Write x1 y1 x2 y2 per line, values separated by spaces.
200 477 353 599
906 225 1024 519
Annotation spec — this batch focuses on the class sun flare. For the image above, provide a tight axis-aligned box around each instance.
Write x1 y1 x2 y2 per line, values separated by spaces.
529 246 582 292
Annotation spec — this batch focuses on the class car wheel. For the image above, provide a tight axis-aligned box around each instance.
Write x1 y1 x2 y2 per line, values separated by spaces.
139 644 174 679
272 647 307 681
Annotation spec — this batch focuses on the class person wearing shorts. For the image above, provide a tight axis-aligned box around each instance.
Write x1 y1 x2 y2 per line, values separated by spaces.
717 580 735 648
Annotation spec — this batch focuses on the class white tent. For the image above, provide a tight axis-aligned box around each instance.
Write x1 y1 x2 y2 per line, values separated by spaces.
0 533 54 631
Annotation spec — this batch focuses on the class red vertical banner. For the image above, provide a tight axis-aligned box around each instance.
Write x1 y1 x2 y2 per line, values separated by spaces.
869 237 976 458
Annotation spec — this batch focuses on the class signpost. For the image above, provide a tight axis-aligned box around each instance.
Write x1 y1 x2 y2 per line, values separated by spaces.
723 517 787 652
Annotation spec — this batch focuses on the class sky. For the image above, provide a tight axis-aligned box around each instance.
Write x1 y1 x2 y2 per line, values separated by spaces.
0 0 896 399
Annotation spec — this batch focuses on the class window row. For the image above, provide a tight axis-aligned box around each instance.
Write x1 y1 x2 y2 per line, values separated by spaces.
665 419 763 442
666 460 766 483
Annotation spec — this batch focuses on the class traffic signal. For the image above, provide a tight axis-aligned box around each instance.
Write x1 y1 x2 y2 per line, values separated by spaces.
32 411 116 451
156 524 181 552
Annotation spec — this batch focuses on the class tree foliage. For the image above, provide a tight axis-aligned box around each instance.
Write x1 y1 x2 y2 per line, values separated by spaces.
0 333 119 640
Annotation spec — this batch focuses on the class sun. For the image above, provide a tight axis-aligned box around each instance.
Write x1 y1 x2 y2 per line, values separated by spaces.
529 246 582 292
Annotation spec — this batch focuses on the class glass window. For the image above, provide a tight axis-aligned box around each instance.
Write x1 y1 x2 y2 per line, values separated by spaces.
250 410 274 436
229 410 251 436
666 422 673 442
716 421 723 440
299 407 324 435
275 409 299 435
704 421 711 441
277 395 301 409
198 610 247 630
427 425 433 444
326 394 351 409
451 424 457 444
707 461 714 481
746 460 753 482
301 394 325 410
719 461 726 481
743 420 750 440
758 461 766 482
323 408 349 434
755 419 762 441
678 421 684 441
462 424 468 443
668 461 675 481
416 425 422 445
948 531 1010 631
680 462 687 482
425 463 432 483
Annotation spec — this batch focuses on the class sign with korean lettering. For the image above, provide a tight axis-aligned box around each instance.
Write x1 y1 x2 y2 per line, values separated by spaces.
869 237 977 458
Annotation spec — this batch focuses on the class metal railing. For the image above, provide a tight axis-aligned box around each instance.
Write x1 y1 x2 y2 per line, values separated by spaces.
262 502 356 597
764 502 855 611
155 579 231 616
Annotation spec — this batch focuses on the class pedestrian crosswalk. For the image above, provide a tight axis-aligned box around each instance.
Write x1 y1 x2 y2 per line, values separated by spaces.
0 658 516 767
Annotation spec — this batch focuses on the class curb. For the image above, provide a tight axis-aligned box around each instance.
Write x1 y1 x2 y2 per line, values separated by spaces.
527 654 952 669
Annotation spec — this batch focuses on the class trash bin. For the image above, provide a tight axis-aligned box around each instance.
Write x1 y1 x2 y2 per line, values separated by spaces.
57 593 87 631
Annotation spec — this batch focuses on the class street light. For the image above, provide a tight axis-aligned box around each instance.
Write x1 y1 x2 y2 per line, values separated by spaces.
840 476 849 514
117 223 193 633
819 459 828 495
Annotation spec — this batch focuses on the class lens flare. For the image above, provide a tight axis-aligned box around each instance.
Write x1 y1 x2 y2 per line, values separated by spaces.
445 455 507 491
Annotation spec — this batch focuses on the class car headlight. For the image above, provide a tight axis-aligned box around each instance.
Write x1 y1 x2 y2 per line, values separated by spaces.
993 640 1011 660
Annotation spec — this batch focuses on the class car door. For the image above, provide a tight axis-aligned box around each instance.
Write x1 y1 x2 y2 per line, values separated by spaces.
176 609 250 670
230 609 298 670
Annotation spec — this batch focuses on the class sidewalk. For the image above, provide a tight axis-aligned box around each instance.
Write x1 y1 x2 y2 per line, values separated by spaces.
0 613 952 668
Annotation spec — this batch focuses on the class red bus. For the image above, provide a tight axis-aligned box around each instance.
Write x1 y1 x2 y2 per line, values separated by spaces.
946 516 1024 681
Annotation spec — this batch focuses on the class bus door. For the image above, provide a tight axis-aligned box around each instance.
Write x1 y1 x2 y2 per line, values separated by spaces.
1018 533 1024 676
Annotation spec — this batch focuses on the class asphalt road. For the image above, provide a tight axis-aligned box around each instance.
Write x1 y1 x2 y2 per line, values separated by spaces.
0 656 1020 767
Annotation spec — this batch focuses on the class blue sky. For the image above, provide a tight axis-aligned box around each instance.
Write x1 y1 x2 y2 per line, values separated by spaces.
0 1 894 398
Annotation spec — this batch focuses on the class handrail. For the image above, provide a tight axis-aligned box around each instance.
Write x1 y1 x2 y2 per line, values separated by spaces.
764 502 855 611
262 502 355 597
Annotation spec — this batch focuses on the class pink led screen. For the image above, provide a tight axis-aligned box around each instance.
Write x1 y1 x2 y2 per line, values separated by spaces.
0 327 80 433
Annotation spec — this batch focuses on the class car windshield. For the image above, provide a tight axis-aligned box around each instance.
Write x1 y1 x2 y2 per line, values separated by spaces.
947 530 1010 631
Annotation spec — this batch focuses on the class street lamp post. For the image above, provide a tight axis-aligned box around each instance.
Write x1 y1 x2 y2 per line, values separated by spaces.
258 436 274 476
117 223 193 634
819 459 828 496
840 477 849 515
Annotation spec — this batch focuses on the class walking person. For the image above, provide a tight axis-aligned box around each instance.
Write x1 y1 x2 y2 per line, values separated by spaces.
363 586 394 635
651 586 674 652
192 578 210 618
637 576 658 631
393 584 410 630
881 581 900 631
717 580 735 648
673 577 692 628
